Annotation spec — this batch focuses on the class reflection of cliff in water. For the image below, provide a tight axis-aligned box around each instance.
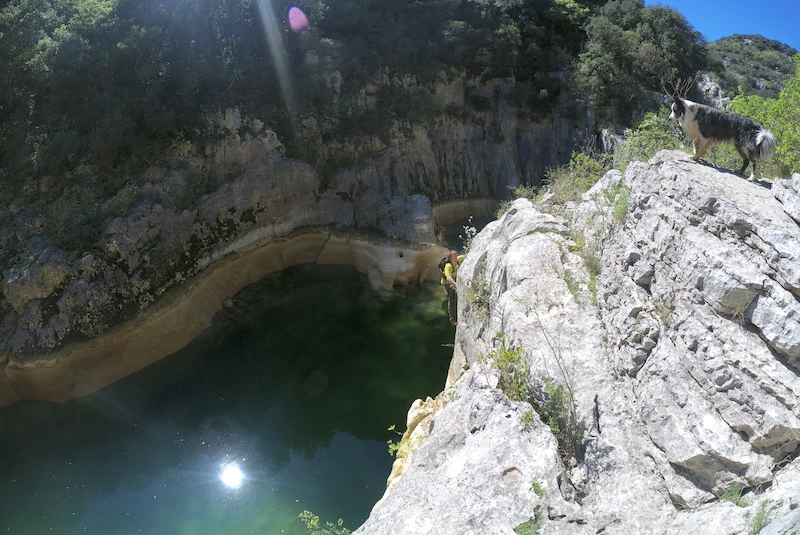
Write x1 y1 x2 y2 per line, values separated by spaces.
0 264 453 534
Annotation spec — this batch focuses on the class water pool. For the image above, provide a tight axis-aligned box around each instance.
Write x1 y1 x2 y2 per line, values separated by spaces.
0 265 454 534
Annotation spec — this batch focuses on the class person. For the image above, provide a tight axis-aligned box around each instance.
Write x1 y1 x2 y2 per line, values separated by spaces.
441 250 465 326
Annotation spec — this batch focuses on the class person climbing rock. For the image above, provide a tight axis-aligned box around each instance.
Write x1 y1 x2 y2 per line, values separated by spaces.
440 249 465 326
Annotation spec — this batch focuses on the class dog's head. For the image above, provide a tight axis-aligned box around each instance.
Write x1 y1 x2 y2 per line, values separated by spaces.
668 96 686 122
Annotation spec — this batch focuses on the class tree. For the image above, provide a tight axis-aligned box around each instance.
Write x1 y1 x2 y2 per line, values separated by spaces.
730 54 800 176
576 0 707 122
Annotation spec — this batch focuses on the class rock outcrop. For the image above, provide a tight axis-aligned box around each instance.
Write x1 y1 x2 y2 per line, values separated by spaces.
356 151 800 534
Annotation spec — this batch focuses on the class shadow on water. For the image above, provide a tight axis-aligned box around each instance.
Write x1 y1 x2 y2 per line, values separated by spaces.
441 215 495 252
0 264 454 534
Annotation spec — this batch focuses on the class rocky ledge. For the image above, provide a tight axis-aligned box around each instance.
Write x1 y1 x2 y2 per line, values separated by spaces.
357 151 800 535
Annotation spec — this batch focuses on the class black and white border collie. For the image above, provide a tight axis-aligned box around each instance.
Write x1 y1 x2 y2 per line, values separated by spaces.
668 96 776 181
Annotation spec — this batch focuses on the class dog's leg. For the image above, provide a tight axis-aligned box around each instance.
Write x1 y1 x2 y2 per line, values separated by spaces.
691 138 702 161
747 159 757 182
693 138 710 162
734 143 755 180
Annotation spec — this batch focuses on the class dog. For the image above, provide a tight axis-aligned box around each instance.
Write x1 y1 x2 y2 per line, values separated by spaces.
668 96 776 181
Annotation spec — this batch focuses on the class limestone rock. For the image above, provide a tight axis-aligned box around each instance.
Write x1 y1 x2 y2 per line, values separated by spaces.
773 173 800 225
358 150 800 534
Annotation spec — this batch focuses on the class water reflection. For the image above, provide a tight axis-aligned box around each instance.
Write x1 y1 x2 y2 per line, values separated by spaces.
0 265 453 534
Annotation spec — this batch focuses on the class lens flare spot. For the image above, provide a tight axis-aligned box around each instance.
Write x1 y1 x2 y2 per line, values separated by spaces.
288 6 309 33
220 463 244 488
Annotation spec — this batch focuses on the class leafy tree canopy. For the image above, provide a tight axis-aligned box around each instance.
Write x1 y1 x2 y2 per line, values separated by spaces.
576 0 707 120
729 54 800 176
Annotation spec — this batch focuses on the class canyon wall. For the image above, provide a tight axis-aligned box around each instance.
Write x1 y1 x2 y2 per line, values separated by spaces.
0 73 588 406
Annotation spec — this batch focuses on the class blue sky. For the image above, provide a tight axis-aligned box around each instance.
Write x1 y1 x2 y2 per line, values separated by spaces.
644 0 800 51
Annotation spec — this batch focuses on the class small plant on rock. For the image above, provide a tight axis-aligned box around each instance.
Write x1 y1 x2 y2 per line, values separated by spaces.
747 500 770 535
459 216 478 253
467 273 492 319
487 334 530 402
386 424 420 457
513 507 543 534
299 511 350 535
720 483 747 507
521 409 536 431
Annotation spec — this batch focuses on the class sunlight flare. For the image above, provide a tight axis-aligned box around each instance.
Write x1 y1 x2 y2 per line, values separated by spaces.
220 463 244 489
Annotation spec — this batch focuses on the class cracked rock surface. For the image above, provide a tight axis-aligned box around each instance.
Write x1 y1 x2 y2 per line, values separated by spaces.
356 151 800 535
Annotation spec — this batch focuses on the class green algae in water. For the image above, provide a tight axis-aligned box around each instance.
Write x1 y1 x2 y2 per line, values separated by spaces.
0 265 454 534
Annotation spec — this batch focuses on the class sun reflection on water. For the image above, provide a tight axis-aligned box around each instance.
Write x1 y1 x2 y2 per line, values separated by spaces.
220 463 245 489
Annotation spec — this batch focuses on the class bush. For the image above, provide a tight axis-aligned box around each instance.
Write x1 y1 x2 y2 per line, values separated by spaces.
487 334 529 402
614 110 685 172
531 377 582 462
543 151 612 205
299 511 350 535
730 54 800 177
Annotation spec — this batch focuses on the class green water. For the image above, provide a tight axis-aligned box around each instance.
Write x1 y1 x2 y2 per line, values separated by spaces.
0 265 454 535
442 215 494 251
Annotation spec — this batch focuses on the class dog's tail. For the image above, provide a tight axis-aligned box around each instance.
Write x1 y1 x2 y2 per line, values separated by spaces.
756 130 776 159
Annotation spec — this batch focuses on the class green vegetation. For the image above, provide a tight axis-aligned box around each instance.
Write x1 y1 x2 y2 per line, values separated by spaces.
543 152 612 205
720 483 747 507
513 508 543 535
654 294 675 325
729 55 800 177
571 230 602 300
467 272 493 320
576 0 707 121
529 310 583 461
707 35 798 100
610 182 630 224
747 500 770 535
386 424 421 458
530 377 582 461
460 217 478 253
521 409 536 431
614 111 686 172
531 480 545 498
299 510 351 535
386 424 405 456
0 0 718 196
487 334 530 402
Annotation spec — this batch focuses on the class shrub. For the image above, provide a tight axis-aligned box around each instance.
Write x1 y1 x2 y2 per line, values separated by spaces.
467 273 492 319
720 483 747 507
614 110 685 172
544 151 612 205
487 334 530 402
748 500 770 535
530 377 582 461
299 511 350 535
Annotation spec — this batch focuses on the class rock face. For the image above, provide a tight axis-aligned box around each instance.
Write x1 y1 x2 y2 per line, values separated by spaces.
0 155 446 406
356 151 800 534
0 71 587 406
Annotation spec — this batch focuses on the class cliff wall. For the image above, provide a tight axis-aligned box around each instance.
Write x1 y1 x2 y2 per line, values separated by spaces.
0 73 588 406
356 151 800 534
